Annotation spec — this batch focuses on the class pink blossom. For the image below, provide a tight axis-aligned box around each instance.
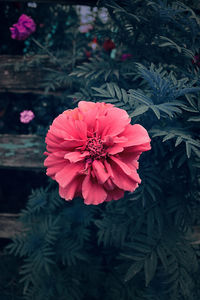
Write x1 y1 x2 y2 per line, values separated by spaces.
44 101 151 205
121 54 132 61
20 110 35 123
10 14 36 40
192 54 200 67
79 24 93 33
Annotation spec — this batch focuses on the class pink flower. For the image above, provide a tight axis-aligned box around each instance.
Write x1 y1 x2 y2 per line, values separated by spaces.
192 54 200 67
10 14 36 40
121 54 132 61
79 24 93 33
44 101 151 205
20 110 35 123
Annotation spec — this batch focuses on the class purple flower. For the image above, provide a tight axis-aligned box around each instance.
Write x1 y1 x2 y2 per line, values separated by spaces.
10 14 36 40
121 54 132 61
20 110 35 123
78 24 93 33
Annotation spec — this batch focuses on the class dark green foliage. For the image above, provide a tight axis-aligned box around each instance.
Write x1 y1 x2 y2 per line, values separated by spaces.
7 0 200 299
0 252 23 299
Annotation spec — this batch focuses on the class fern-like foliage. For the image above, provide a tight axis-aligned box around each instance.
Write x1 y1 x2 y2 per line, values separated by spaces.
120 228 198 298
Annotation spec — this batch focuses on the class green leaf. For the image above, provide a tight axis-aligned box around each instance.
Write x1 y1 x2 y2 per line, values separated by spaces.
188 116 200 122
144 251 158 286
114 84 122 100
129 90 152 105
121 88 129 103
127 242 151 253
159 36 182 53
175 136 183 147
162 133 175 142
150 106 161 119
124 261 144 282
186 141 191 158
130 105 149 117
157 245 168 270
104 69 112 81
107 83 115 98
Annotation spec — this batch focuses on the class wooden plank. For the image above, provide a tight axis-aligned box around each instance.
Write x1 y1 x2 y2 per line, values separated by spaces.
0 213 22 239
0 134 44 170
1 213 200 243
0 55 61 95
0 55 82 95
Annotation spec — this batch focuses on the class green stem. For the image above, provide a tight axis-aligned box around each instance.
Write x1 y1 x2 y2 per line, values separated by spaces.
31 37 62 68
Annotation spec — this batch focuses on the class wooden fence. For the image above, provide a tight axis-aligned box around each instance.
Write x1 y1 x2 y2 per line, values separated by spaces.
0 55 47 239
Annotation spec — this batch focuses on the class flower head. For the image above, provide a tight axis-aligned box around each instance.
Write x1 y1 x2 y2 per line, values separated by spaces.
103 39 116 52
85 50 92 58
89 37 98 50
192 54 200 67
121 53 132 61
10 14 36 40
79 24 93 33
20 110 35 123
44 101 151 205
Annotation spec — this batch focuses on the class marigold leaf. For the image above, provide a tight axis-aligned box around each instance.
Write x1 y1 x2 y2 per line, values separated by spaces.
175 136 183 147
157 245 168 270
124 261 144 282
144 251 158 286
130 105 149 117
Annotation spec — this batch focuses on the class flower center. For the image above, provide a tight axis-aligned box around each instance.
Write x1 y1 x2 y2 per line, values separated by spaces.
85 137 106 161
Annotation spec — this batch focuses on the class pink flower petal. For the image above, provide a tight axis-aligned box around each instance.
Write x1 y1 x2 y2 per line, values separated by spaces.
110 156 132 175
44 154 65 167
78 101 97 111
59 176 83 200
64 151 89 163
55 162 84 188
82 172 107 205
106 144 124 155
60 139 85 150
103 178 115 190
110 159 141 191
105 188 124 201
104 160 114 178
46 162 66 177
115 151 140 169
120 124 151 147
101 107 130 137
92 160 110 184
52 116 85 141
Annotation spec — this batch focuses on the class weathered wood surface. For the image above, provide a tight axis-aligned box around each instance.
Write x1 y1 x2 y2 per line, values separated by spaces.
0 55 61 95
0 134 44 170
0 213 22 239
1 213 200 243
